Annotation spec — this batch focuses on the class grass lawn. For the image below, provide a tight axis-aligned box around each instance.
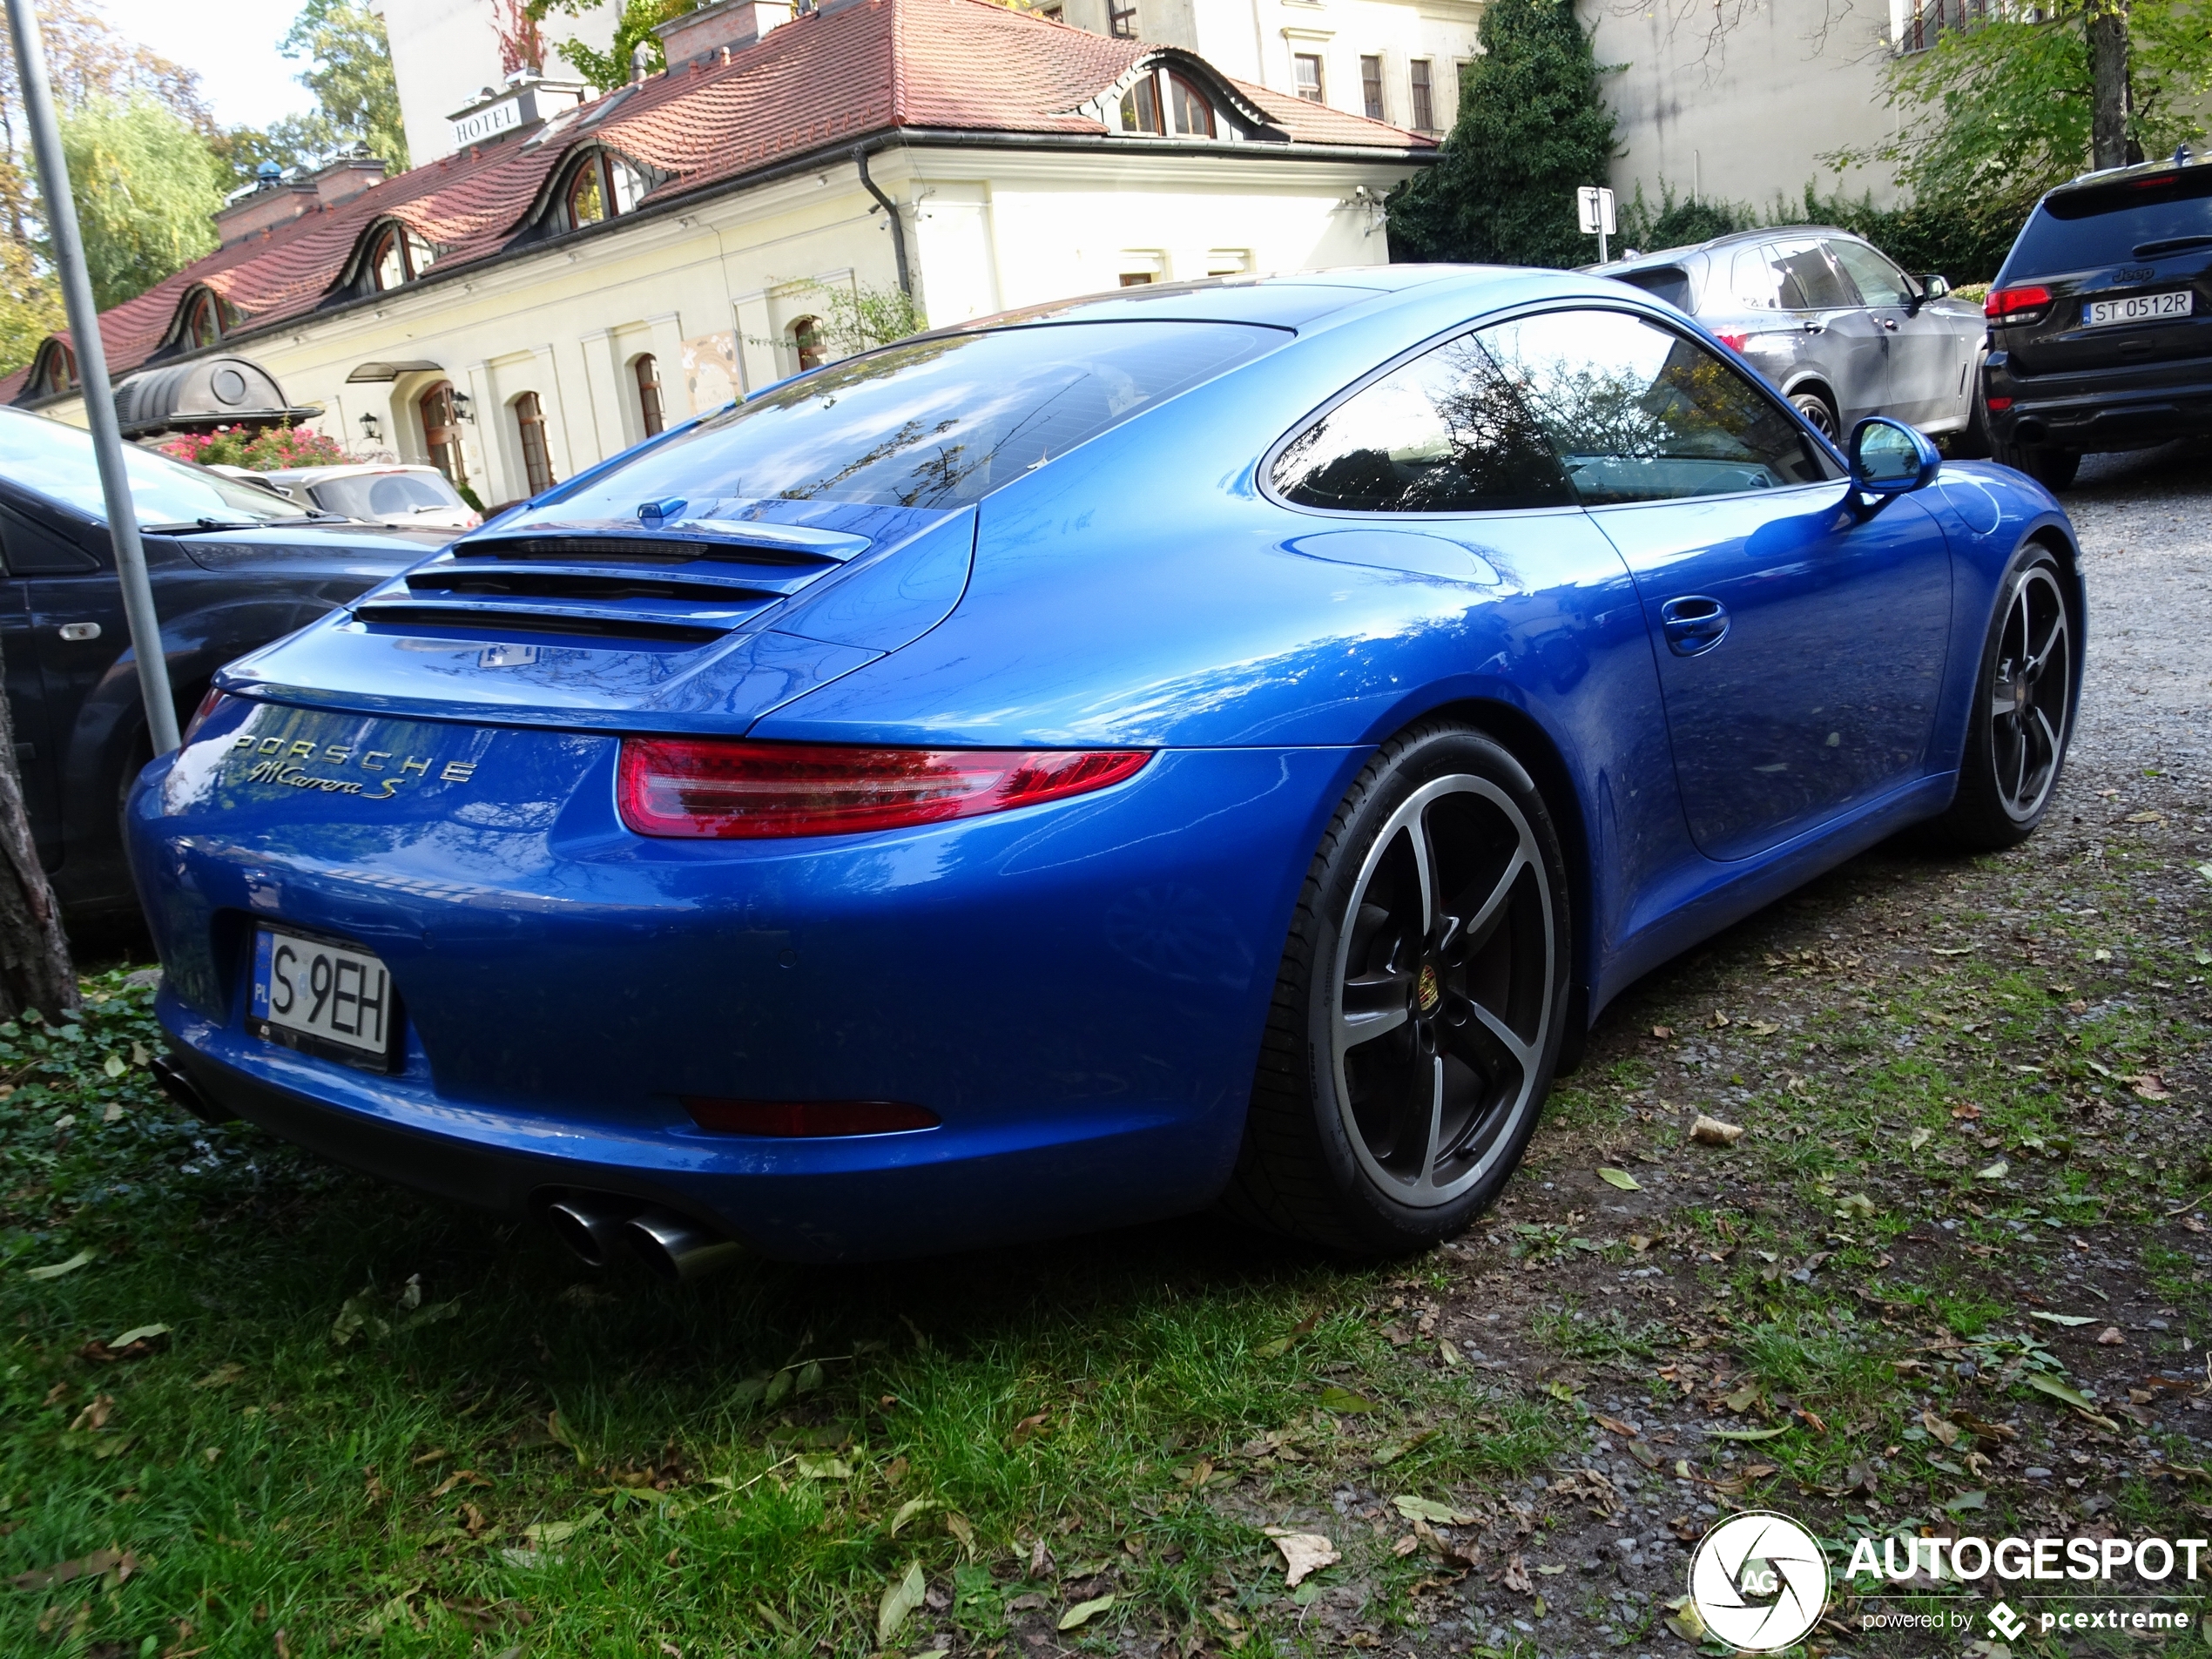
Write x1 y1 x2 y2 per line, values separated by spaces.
6 794 2209 1657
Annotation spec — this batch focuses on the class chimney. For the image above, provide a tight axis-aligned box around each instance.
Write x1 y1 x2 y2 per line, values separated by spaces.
212 178 319 247
307 155 388 209
653 0 793 64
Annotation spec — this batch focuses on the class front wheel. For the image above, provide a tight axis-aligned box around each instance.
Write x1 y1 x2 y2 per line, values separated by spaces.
1224 724 1571 1254
1932 545 2077 849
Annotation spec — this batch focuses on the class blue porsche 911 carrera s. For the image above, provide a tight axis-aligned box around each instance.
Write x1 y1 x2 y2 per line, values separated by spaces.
128 267 2082 1275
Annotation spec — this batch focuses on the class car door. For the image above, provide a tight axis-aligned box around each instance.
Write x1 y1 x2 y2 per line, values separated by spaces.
1760 237 1892 427
10 503 126 850
1477 305 1952 861
0 504 64 867
1826 236 1959 426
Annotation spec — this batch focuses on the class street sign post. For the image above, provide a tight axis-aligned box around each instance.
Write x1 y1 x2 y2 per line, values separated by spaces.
3 0 180 757
1577 185 1617 266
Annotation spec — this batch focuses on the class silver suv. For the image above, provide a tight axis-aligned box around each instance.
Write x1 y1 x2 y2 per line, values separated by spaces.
1593 227 1990 447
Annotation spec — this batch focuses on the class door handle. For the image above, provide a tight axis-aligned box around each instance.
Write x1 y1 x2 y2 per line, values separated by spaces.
57 621 100 642
1801 321 1824 334
1660 595 1730 656
1881 318 1899 332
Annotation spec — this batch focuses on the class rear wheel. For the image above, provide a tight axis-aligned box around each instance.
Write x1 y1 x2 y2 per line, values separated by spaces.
1991 437 2080 490
1790 390 1839 442
1224 723 1571 1254
1932 545 2076 849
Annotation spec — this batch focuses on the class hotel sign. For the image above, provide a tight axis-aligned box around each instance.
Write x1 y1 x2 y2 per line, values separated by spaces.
446 79 587 152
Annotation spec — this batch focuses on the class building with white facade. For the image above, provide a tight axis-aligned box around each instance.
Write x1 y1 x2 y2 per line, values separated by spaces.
11 0 1429 509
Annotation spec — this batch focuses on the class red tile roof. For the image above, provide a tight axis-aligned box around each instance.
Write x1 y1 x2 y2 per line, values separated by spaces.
15 0 1429 396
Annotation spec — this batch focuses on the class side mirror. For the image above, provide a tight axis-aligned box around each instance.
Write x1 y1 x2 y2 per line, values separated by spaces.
1849 415 1942 502
1919 273 1952 300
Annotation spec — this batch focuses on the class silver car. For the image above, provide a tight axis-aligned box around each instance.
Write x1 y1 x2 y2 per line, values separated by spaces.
1592 227 1989 447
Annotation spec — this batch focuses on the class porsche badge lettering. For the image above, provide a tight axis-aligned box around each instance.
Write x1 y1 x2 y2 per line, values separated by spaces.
1415 963 1440 1013
233 734 478 799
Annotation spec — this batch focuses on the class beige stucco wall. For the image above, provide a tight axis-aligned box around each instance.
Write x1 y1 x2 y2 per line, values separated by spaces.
1584 0 1903 216
69 145 1415 508
1055 0 1483 134
368 0 622 165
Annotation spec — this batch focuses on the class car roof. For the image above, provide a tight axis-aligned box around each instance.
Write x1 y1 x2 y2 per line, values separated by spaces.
921 266 1466 335
263 463 443 482
1591 225 1860 276
2046 149 2212 200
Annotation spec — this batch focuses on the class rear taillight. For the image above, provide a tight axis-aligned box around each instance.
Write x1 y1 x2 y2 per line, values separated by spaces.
616 738 1152 839
682 1097 940 1136
1713 328 1750 352
182 688 229 742
1986 396 2014 412
1984 285 2053 324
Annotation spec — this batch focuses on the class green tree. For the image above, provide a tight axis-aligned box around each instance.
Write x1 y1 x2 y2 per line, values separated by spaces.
58 94 223 310
1386 0 1617 266
1830 0 2212 225
277 0 408 172
528 0 702 92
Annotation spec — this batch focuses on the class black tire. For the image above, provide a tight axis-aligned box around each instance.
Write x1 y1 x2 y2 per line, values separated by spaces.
1790 390 1840 442
1224 722 1572 1255
1931 544 2077 850
1990 438 2080 490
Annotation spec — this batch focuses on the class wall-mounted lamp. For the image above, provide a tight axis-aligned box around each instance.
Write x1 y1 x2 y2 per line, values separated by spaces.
449 388 475 424
358 410 382 444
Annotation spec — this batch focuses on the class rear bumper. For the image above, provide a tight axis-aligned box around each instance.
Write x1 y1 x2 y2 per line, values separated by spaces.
128 703 1358 1260
1986 354 2212 451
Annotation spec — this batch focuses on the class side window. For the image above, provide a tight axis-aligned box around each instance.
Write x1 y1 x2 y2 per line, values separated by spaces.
1476 308 1839 505
1729 245 1802 312
1271 332 1575 513
1768 238 1855 310
0 505 99 574
1826 238 1915 307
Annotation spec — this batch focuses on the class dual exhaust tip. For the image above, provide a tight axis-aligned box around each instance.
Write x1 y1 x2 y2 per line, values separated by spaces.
543 1194 745 1285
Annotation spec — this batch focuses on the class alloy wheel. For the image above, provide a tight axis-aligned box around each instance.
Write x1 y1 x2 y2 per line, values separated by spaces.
1791 393 1838 440
1989 564 2071 821
1329 776 1554 1208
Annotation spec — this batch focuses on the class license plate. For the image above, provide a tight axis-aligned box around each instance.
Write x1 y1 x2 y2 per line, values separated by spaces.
250 928 397 1066
2082 289 2193 327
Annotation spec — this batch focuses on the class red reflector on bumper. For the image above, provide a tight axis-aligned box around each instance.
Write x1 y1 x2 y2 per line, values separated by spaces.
1985 396 2013 411
617 738 1151 838
682 1098 940 1136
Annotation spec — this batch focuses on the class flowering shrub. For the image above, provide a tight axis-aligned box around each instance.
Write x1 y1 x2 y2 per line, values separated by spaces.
158 422 347 471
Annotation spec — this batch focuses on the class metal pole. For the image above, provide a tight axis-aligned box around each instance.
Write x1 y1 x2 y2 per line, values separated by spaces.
3 0 179 755
1598 226 1608 265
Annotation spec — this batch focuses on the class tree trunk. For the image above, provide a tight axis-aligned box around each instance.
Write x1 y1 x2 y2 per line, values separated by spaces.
2088 0 2132 172
0 640 75 1022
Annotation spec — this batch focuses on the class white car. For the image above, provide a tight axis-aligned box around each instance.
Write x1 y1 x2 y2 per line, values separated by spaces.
258 463 480 530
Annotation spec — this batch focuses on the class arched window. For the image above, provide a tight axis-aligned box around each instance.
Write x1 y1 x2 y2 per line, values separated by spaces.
633 354 664 437
28 342 76 396
791 316 825 373
368 226 435 292
513 391 554 493
178 290 241 351
419 381 469 489
562 150 646 233
1120 67 1215 137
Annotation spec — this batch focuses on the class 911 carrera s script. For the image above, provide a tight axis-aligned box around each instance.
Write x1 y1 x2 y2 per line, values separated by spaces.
232 734 477 799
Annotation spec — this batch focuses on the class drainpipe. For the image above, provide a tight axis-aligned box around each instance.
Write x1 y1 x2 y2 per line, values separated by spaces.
853 143 912 299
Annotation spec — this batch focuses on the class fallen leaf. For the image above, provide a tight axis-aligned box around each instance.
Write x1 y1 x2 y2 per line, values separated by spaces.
105 1322 170 1349
1975 1159 2009 1180
1317 1385 1376 1413
889 1497 936 1537
877 1561 927 1648
1264 1530 1339 1587
195 1362 245 1389
2028 1312 2095 1327
1058 1594 1115 1630
1650 1025 1674 1040
1946 1490 1987 1512
1746 1020 1780 1036
2096 1327 2125 1346
1438 1339 1461 1367
1594 1414 1639 1440
1689 1115 1743 1146
793 1453 851 1479
1393 1494 1479 1526
1708 1426 1790 1441
1721 1384 1760 1413
2021 1373 2097 1411
1907 1127 1932 1151
1932 945 1979 956
1503 1554 1533 1594
1707 1009 1730 1028
523 1512 604 1546
24 1248 94 1281
1391 1533 1419 1557
1662 1594 1706 1642
102 1052 126 1078
1597 1168 1641 1190
1836 1192 1877 1218
1920 1410 1960 1447
9 1547 135 1592
2122 1073 2172 1101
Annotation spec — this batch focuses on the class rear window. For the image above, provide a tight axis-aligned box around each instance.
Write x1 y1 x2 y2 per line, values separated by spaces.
311 470 462 519
1615 266 1691 311
536 320 1284 513
2005 165 2212 275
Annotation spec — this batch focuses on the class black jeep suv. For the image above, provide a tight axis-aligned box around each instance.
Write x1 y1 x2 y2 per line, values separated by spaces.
1982 152 2212 489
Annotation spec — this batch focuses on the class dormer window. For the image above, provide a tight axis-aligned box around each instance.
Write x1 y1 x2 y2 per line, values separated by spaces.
28 342 77 397
1119 67 1216 137
179 290 241 350
368 226 436 291
562 150 646 232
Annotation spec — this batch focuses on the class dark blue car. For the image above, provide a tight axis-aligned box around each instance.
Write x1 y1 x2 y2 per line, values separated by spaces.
0 410 442 922
126 269 2083 1271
